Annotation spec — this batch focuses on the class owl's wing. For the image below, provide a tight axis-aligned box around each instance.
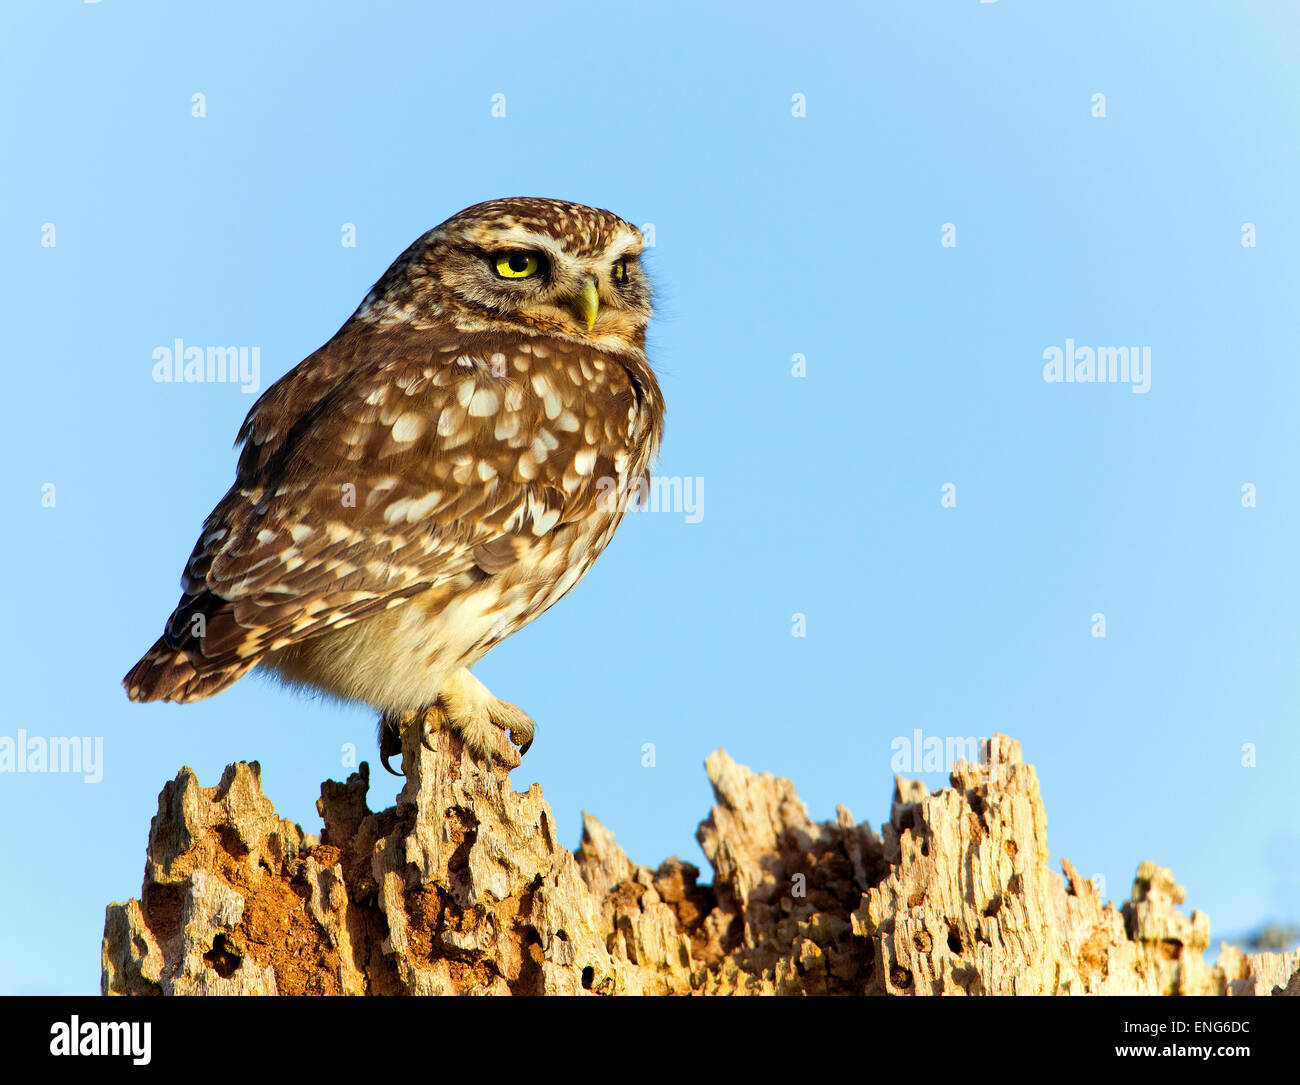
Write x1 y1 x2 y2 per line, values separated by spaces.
126 326 637 702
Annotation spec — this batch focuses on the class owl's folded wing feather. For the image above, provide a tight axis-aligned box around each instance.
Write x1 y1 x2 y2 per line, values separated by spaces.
124 329 635 703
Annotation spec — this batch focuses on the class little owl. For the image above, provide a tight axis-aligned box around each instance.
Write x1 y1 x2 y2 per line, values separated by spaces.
124 198 664 773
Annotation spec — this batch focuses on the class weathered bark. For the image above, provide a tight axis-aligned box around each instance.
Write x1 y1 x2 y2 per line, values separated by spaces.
101 731 1299 996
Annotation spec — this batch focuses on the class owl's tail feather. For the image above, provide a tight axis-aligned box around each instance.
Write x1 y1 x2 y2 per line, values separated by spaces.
123 637 256 704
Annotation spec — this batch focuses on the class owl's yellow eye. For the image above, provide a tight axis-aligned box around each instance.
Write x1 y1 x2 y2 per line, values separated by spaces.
613 259 628 282
495 253 541 279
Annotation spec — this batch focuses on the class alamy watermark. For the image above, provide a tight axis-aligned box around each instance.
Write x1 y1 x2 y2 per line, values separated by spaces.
50 1016 150 1065
891 728 1001 778
597 472 704 524
1042 339 1151 394
152 338 261 394
1 729 103 783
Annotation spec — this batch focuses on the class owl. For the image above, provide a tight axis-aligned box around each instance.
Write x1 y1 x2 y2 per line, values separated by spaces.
124 198 664 773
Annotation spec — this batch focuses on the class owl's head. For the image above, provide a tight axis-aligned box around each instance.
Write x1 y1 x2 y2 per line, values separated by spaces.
357 198 651 356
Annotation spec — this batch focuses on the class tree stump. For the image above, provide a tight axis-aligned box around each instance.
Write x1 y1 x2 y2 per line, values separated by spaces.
101 731 1300 996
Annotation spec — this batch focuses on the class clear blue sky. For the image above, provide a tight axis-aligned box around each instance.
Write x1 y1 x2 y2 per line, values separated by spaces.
2 2 1297 995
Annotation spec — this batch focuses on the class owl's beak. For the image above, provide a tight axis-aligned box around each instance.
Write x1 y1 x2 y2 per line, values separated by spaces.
569 276 600 330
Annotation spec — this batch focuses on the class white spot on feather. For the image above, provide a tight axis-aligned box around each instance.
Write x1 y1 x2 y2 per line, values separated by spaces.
384 492 443 525
531 506 561 535
468 388 499 416
438 407 465 436
391 412 427 443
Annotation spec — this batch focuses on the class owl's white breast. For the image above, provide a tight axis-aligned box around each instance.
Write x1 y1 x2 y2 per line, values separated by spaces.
260 508 620 714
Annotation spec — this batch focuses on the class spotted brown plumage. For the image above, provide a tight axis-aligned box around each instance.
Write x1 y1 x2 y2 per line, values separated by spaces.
124 198 663 769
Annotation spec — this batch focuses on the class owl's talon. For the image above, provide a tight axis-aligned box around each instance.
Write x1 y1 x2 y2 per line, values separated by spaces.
378 713 405 777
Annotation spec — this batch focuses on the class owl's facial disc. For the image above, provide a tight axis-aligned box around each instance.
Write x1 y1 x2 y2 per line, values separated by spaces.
374 199 652 354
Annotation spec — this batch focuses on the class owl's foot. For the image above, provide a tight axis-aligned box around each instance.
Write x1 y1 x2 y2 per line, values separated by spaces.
378 668 535 775
432 668 535 762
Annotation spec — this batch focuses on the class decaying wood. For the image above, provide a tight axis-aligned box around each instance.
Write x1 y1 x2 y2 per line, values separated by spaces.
101 731 1299 995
